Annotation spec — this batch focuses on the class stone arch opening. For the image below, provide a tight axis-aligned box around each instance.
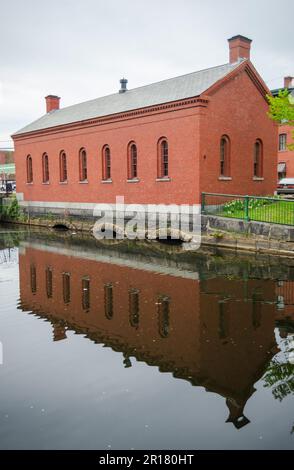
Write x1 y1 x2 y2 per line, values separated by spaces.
157 236 183 246
52 223 70 231
154 227 192 244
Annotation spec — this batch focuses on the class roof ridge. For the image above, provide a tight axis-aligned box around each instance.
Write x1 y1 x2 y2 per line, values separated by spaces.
115 61 234 93
14 60 244 136
53 61 236 114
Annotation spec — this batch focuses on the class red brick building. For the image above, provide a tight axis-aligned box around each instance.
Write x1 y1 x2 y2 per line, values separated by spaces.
0 149 15 185
0 151 6 165
272 77 294 180
12 35 277 217
0 150 14 165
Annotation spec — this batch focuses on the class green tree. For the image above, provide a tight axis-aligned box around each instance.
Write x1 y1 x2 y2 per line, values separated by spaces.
1 196 20 220
267 89 294 150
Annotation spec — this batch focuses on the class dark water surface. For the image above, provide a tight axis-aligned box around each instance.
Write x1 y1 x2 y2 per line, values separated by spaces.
0 225 293 450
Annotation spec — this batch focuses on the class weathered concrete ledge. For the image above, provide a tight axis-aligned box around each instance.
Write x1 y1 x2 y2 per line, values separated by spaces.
1 202 294 256
202 214 294 242
201 214 294 256
201 233 294 257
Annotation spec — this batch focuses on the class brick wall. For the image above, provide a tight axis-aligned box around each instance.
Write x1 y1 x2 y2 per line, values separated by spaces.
14 106 201 205
278 124 294 178
200 68 277 198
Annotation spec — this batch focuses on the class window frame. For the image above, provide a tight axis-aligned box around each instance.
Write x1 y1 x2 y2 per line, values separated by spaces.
26 155 33 183
42 153 50 183
157 138 169 179
59 150 68 183
79 148 88 182
278 162 286 180
253 139 263 178
219 135 230 177
127 142 138 180
279 133 287 152
102 145 111 181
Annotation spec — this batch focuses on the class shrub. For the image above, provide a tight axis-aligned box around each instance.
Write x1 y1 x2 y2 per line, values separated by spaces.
223 197 275 215
1 196 20 220
223 199 244 214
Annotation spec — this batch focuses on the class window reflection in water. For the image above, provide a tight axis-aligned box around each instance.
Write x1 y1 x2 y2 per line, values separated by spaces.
45 267 53 299
30 264 37 294
252 291 262 329
218 301 229 339
62 273 71 304
129 288 139 328
157 296 170 338
82 278 90 311
104 283 113 319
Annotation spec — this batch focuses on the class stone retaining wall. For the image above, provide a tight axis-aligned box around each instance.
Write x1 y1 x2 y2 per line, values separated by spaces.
202 214 294 242
2 199 294 255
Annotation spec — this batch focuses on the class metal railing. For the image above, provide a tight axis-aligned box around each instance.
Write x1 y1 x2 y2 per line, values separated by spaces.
201 192 294 226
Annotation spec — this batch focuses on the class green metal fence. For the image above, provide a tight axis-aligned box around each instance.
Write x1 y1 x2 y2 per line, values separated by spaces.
201 193 294 226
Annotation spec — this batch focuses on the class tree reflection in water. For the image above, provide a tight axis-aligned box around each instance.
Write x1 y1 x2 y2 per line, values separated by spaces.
263 333 294 401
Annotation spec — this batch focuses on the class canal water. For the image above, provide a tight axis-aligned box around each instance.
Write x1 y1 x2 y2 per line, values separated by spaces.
0 225 293 450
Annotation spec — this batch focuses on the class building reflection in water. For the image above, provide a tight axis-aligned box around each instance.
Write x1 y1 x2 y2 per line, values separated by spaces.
19 241 294 430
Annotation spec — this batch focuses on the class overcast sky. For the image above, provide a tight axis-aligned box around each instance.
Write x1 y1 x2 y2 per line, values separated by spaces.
0 0 293 148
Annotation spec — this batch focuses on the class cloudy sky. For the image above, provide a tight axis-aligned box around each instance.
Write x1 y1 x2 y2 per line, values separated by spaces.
0 0 292 148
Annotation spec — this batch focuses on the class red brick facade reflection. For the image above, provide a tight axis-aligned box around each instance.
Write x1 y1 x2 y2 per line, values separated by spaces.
18 243 293 427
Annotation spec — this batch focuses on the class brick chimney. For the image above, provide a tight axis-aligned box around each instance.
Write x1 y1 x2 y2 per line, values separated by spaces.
45 95 60 113
284 76 294 89
228 35 252 63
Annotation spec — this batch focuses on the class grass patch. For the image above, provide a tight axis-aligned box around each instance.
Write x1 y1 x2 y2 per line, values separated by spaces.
219 199 294 225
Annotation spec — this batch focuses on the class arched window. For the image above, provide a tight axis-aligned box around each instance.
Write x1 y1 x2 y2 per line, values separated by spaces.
42 153 49 183
253 139 263 178
279 133 287 151
158 138 169 178
102 146 111 180
220 136 230 177
128 142 138 179
59 151 67 182
26 155 33 183
79 148 87 181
